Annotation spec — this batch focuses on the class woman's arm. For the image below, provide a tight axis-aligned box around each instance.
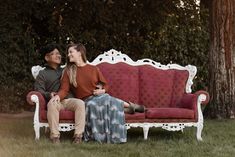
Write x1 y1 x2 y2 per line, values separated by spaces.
96 67 109 92
57 69 70 100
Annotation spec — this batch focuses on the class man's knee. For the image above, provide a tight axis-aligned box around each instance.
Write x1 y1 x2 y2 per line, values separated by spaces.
74 99 85 110
47 101 59 112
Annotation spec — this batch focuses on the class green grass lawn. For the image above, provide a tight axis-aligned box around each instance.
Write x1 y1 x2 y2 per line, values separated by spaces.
0 115 235 157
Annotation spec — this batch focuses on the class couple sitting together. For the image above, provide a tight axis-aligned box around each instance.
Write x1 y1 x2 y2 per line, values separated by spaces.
34 43 145 144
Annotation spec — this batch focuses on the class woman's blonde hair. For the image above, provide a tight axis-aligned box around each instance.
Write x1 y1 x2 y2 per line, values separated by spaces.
65 43 87 87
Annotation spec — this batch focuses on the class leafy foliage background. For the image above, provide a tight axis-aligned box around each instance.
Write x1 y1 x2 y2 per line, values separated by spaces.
0 0 209 112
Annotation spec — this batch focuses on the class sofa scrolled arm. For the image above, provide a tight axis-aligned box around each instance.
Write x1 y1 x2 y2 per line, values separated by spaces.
26 91 46 107
194 90 210 105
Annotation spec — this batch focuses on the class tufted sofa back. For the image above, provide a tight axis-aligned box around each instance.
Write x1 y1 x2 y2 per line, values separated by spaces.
97 63 189 108
97 62 140 104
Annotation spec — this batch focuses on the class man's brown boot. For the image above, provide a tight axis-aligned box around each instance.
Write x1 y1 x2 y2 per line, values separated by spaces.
51 137 60 144
73 134 82 144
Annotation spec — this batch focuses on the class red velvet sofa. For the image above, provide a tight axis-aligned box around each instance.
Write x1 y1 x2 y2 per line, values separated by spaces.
27 49 209 140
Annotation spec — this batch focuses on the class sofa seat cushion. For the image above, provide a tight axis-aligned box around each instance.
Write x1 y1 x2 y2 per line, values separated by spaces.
125 113 145 121
146 108 195 119
40 110 75 121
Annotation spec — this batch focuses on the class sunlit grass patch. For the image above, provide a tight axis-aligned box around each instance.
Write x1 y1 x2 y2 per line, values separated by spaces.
0 116 235 157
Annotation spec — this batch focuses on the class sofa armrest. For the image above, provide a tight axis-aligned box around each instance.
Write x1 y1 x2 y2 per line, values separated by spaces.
194 90 210 105
26 91 47 110
180 90 210 110
180 94 197 110
26 91 47 124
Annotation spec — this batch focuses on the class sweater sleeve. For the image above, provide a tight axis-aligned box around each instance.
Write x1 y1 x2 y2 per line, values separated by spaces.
57 69 70 100
34 72 51 101
96 67 109 92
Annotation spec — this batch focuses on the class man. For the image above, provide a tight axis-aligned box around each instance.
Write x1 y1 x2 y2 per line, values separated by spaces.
34 43 85 144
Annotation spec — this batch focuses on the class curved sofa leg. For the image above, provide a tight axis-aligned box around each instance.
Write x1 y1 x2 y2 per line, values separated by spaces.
34 124 40 140
143 126 149 140
196 124 203 141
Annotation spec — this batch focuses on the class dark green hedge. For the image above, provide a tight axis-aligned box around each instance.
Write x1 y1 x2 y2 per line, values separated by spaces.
0 0 209 112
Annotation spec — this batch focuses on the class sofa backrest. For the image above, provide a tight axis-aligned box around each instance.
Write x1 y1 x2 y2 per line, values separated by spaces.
171 70 190 107
97 63 189 108
91 49 197 108
31 49 196 109
138 65 175 108
139 66 189 108
97 62 140 104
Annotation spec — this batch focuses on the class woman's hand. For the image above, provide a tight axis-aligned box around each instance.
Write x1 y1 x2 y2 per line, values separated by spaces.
93 89 105 96
50 95 60 102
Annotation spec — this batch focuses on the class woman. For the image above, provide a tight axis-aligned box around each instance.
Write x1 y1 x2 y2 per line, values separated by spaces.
51 43 144 144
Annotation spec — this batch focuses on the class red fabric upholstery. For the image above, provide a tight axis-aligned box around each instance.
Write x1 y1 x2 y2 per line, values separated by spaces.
146 108 195 119
179 93 209 121
97 62 139 104
26 91 47 122
139 65 175 108
41 110 75 121
170 70 189 107
125 113 145 120
126 118 197 123
179 94 197 109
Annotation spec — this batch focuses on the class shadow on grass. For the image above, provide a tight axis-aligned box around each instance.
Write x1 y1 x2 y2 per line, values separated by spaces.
0 115 198 144
127 127 190 142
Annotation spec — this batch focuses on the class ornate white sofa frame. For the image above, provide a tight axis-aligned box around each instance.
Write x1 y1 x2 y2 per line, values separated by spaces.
28 49 209 141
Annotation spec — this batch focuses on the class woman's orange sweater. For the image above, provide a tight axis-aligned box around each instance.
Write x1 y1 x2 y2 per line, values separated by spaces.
57 64 108 100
